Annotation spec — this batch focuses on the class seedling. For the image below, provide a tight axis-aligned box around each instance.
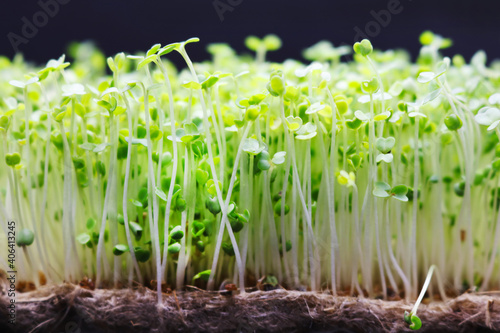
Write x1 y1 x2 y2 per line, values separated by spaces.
16 229 34 247
0 32 498 314
404 265 436 330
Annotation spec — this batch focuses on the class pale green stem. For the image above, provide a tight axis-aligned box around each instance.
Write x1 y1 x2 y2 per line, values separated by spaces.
122 94 143 284
411 265 436 316
179 48 245 293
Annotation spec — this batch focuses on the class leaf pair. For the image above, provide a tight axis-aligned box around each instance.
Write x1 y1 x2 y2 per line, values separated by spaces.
375 137 395 163
373 182 409 201
245 34 282 52
133 38 199 70
337 170 356 187
5 152 21 167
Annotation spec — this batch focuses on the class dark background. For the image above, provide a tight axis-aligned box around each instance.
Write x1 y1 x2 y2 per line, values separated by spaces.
1 0 499 66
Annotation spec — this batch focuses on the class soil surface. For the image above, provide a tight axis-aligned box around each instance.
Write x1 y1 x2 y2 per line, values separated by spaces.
1 280 500 333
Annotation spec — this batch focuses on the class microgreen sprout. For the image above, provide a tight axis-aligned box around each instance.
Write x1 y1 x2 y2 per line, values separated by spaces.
404 265 436 330
245 34 282 64
0 33 497 306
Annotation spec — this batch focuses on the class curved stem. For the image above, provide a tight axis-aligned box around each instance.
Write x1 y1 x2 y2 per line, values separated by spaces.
122 94 143 285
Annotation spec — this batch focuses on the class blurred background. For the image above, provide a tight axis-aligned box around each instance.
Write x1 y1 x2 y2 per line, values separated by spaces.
1 0 499 65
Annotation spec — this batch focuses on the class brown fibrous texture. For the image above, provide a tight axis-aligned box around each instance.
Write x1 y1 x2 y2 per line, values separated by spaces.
1 279 500 333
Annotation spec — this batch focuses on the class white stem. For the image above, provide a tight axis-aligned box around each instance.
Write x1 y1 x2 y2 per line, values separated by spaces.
122 94 143 284
412 265 436 315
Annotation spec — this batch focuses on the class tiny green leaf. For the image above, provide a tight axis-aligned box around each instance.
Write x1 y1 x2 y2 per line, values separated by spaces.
137 55 157 70
9 80 27 88
129 221 143 241
196 168 209 185
489 93 500 105
155 187 167 201
361 78 379 94
417 71 436 84
409 314 422 330
80 142 97 151
181 81 202 90
422 87 441 105
404 311 412 325
337 170 356 187
168 243 181 254
52 107 67 122
130 199 143 208
17 229 35 246
0 115 10 131
376 153 393 163
86 218 96 230
257 159 271 171
444 114 463 131
146 43 161 57
245 36 261 51
191 221 206 238
196 240 205 252
113 244 129 256
353 39 373 56
107 57 116 72
222 242 235 256
182 37 200 46
475 107 500 131
93 143 111 153
175 197 187 212
375 137 396 154
134 247 150 262
274 199 290 215
285 116 303 132
263 34 282 51
391 185 409 202
192 269 211 282
170 225 184 240
205 196 221 215
158 44 177 56
242 138 265 155
271 151 286 165
295 122 317 140
5 153 21 167
76 233 91 245
354 111 369 122
201 75 219 90
305 102 326 115
373 181 391 198
346 118 363 130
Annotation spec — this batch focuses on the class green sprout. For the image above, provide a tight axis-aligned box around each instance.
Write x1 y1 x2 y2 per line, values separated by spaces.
16 228 35 247
5 153 21 167
245 34 282 63
192 269 211 283
1 32 499 309
373 182 409 202
404 265 437 330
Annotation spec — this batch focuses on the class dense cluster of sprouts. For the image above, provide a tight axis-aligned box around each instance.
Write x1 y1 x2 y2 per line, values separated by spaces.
2 32 500 315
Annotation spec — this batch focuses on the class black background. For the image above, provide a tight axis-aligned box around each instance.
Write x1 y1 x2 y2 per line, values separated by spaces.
1 0 499 66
